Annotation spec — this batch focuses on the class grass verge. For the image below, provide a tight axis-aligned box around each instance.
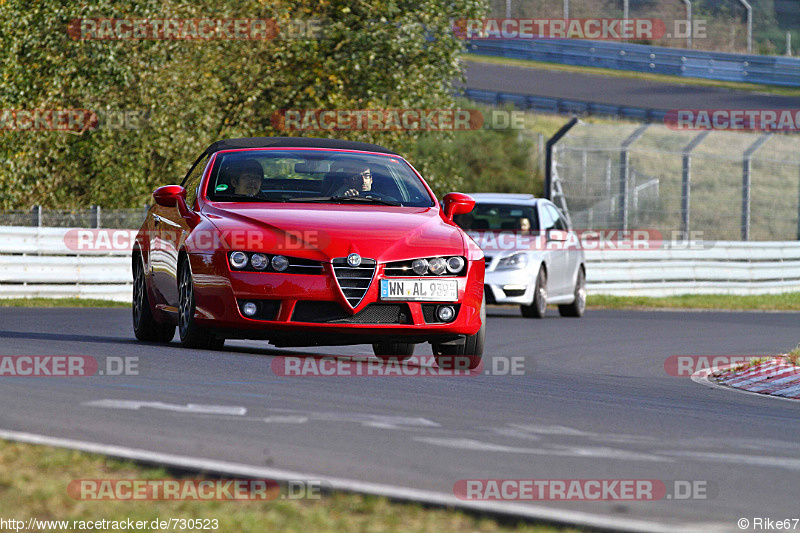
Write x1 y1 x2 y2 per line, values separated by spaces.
0 298 128 308
587 293 800 311
0 439 573 533
787 346 800 366
462 55 800 98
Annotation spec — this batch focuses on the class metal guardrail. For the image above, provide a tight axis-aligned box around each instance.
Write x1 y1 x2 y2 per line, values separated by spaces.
469 39 800 87
463 88 667 122
3 227 800 301
585 241 800 296
0 227 131 302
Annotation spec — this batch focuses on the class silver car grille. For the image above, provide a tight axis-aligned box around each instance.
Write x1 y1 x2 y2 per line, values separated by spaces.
332 258 376 308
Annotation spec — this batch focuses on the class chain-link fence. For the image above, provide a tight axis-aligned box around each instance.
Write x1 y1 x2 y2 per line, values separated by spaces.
550 121 800 241
487 0 766 54
0 206 148 229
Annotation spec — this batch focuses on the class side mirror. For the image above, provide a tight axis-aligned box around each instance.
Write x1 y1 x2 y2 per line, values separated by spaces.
442 192 475 221
547 229 568 242
153 185 186 208
153 185 201 226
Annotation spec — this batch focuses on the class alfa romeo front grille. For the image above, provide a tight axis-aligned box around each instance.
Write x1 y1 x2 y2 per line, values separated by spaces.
291 302 411 324
332 257 376 308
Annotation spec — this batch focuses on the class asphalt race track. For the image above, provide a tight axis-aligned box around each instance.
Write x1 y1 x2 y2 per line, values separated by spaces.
1 307 799 530
464 60 800 111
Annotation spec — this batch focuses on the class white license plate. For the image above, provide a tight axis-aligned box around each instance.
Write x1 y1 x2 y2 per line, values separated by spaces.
380 278 458 301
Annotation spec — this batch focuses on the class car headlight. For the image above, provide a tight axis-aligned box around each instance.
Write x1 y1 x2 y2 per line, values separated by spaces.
271 255 289 272
412 258 429 275
496 252 528 270
250 253 269 270
230 251 249 269
428 257 447 275
446 256 465 274
387 256 467 277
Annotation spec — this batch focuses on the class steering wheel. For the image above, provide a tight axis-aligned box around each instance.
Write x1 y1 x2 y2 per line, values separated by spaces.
362 191 400 203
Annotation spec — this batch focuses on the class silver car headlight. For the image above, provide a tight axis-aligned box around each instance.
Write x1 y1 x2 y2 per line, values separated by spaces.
496 252 528 270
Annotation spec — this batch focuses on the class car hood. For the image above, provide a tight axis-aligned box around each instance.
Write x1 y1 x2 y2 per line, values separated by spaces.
202 203 466 261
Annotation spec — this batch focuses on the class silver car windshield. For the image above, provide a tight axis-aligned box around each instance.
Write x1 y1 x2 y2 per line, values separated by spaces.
454 203 540 232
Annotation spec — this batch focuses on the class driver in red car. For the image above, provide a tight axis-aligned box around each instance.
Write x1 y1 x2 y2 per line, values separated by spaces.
228 159 264 197
331 163 373 198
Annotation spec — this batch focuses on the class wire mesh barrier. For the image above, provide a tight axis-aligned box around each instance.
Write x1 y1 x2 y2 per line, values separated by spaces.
0 207 148 229
485 0 778 56
549 121 800 241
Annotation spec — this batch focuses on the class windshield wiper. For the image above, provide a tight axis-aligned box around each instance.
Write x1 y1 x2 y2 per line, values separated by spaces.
287 195 401 206
213 196 288 203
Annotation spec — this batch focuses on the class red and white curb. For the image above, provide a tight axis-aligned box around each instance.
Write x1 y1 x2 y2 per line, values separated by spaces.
692 357 800 400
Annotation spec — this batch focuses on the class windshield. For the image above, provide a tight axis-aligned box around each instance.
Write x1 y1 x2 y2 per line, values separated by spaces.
205 149 434 207
454 203 540 232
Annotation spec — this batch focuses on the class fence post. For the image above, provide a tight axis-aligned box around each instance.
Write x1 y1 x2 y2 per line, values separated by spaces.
581 149 588 184
31 205 42 227
91 205 101 229
797 165 800 240
538 133 545 178
681 131 710 235
679 0 693 49
741 134 771 240
619 124 649 231
544 117 578 199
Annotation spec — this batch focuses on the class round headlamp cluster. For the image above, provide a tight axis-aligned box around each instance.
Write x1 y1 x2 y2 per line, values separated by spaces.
230 251 249 269
410 256 466 276
228 251 289 272
250 253 268 270
271 255 289 272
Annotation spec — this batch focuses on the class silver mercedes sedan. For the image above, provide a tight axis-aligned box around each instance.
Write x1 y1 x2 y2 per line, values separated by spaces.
454 193 586 318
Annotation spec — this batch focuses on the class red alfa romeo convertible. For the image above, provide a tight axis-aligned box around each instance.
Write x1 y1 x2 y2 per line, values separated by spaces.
132 137 485 367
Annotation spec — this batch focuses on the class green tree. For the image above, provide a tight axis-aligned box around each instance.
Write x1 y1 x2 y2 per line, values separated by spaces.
0 0 488 208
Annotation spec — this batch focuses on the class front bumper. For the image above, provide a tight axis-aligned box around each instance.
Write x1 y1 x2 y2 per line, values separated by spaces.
187 251 484 344
483 267 537 305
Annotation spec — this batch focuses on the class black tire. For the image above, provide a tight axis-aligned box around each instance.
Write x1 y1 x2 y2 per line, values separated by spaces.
431 299 485 370
132 254 175 342
178 259 225 350
372 342 415 362
559 267 586 318
521 267 547 318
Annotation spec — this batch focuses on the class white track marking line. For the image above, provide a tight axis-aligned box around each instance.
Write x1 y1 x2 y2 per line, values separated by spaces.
83 399 247 416
414 437 673 462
